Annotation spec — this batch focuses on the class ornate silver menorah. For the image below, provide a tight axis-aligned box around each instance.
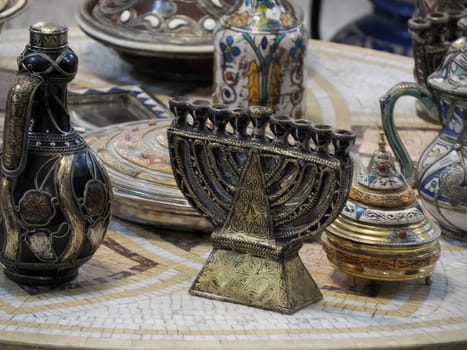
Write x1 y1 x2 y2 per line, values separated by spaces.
167 97 355 314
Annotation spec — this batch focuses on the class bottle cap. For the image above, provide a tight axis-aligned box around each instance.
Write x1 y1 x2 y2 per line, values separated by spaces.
29 22 68 49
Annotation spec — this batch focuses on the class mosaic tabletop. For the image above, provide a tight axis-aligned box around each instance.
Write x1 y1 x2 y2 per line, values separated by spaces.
0 28 465 349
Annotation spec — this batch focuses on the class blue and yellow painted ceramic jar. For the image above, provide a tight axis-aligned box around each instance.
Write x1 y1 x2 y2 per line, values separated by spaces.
213 0 307 118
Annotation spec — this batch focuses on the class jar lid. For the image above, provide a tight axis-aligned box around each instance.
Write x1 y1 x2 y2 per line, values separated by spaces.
350 133 416 208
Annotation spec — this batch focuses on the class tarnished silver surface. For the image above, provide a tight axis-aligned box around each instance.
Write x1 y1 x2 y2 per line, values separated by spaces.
0 0 27 28
68 86 167 130
409 8 467 123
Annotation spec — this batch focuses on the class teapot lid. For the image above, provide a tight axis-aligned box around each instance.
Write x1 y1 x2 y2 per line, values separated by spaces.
357 132 407 191
350 132 416 208
428 36 467 97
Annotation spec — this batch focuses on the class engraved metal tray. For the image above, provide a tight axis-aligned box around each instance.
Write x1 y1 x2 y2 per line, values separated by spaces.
74 87 212 232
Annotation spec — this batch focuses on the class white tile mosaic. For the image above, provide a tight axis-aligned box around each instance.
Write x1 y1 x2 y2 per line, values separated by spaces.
0 22 465 349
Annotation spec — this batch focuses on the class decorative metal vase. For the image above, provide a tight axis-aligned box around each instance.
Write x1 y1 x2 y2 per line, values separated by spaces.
381 36 467 241
167 97 355 314
322 133 441 285
212 0 308 118
0 23 112 285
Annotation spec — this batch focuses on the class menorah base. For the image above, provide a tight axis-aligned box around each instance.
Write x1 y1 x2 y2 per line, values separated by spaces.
189 239 323 314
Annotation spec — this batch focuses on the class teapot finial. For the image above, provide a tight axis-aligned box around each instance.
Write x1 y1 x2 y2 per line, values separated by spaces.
378 131 386 153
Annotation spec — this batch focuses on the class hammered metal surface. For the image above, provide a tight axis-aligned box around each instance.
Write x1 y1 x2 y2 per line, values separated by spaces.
168 98 355 313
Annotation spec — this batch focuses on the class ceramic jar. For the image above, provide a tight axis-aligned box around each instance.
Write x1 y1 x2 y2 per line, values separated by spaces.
212 0 308 119
0 23 112 285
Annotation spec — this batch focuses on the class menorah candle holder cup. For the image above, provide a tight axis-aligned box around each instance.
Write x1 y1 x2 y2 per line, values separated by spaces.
167 97 355 314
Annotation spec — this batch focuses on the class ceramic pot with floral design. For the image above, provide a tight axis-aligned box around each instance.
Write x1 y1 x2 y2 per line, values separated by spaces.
0 23 112 285
213 0 308 118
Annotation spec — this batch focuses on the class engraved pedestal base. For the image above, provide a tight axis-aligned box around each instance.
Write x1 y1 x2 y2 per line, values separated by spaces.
190 232 323 314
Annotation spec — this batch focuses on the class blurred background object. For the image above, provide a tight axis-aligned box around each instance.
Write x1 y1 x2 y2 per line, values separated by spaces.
3 0 372 42
330 0 414 56
0 0 27 32
75 0 237 81
16 1 464 57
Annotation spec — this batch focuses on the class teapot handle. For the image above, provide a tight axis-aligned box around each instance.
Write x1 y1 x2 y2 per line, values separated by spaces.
1 74 42 178
380 82 439 185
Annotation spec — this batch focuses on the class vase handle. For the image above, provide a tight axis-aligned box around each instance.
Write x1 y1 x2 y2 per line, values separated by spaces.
1 73 43 178
380 82 439 185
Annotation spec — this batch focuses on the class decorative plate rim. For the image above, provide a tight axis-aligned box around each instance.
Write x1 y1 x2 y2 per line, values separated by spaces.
76 0 215 57
0 0 27 23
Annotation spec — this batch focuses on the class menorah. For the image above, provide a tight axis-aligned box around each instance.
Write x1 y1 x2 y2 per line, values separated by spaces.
167 97 355 314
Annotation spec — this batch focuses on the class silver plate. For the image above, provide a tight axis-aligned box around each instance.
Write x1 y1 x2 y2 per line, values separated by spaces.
77 87 211 232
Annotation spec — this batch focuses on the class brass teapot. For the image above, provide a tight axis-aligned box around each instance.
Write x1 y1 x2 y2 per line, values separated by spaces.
0 23 112 285
381 36 467 241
